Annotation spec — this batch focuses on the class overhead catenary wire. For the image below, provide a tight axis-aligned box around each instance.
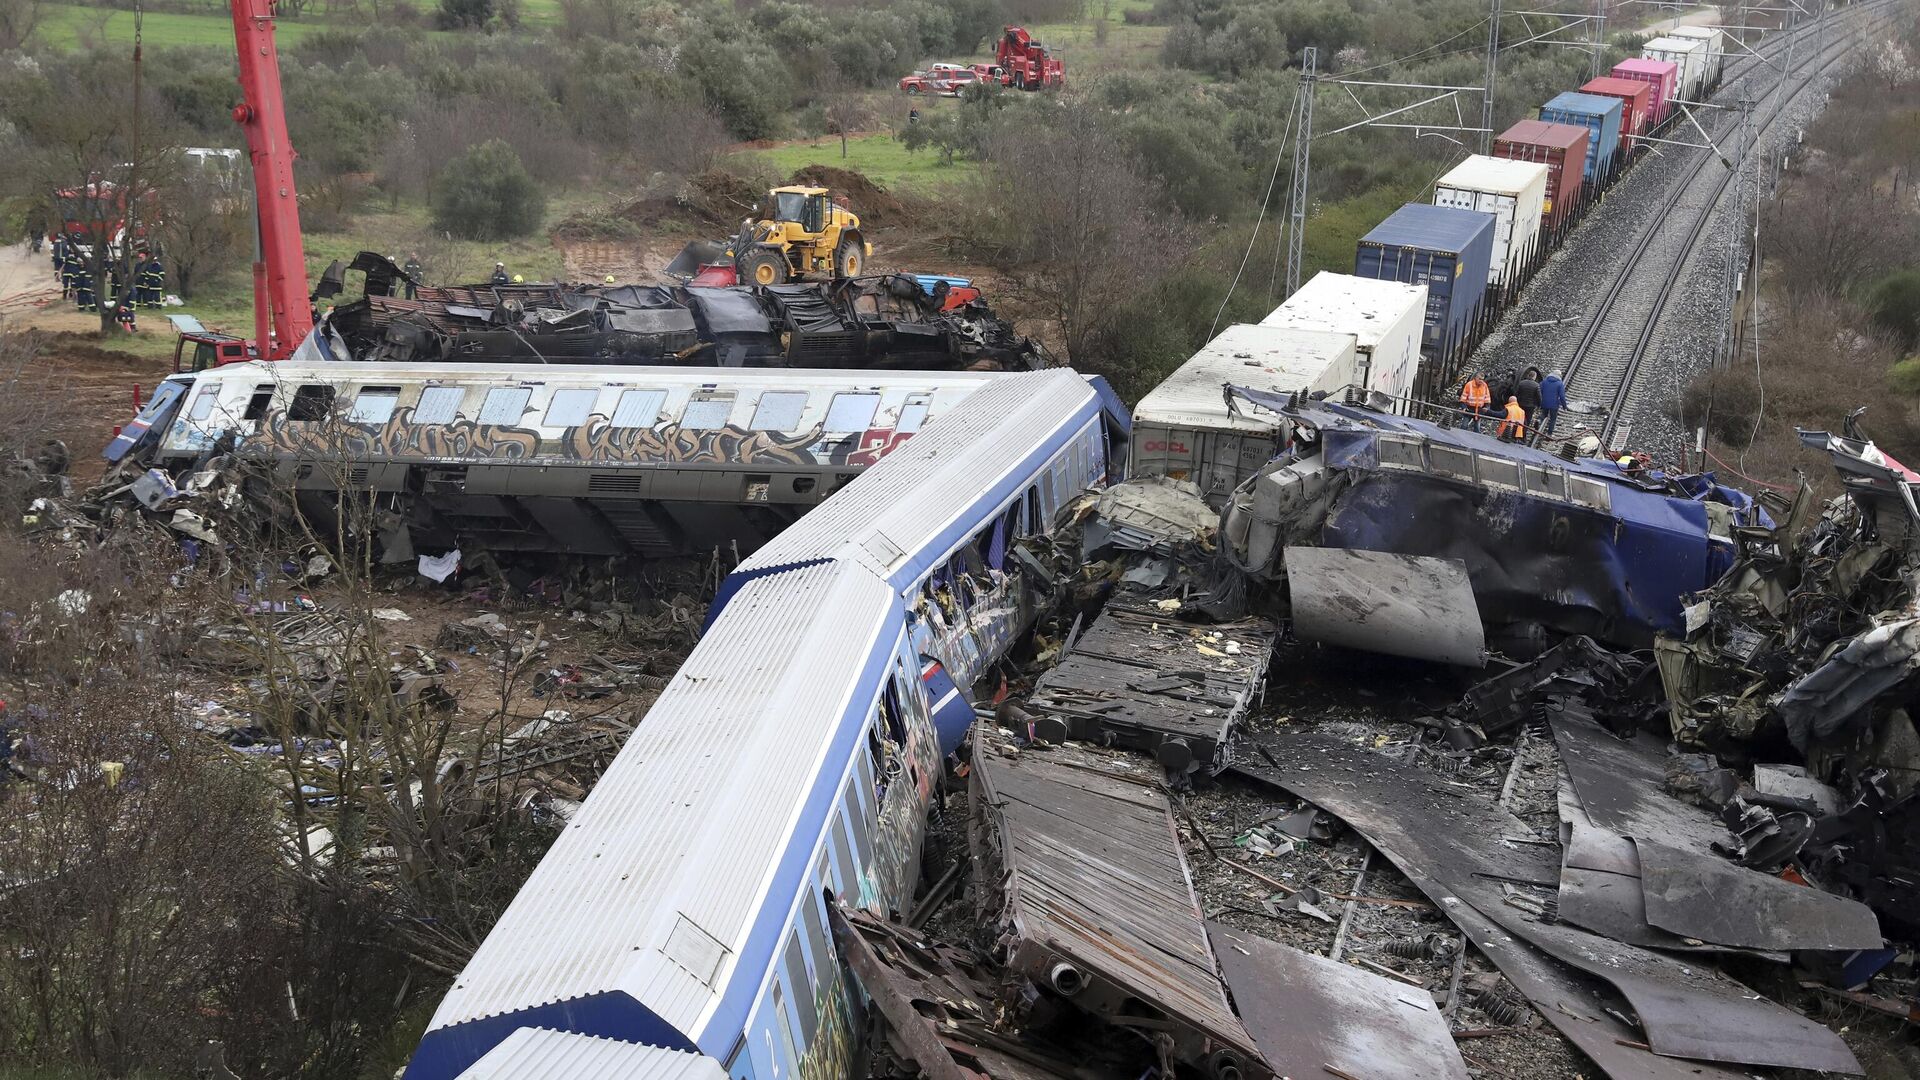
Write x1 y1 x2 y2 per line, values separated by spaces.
1209 79 1300 340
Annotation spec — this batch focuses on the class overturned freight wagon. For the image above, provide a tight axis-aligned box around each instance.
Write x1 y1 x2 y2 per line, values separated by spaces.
1219 391 1770 652
113 361 1011 558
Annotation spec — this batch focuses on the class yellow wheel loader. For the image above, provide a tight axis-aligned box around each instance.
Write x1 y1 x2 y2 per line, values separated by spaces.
667 186 872 287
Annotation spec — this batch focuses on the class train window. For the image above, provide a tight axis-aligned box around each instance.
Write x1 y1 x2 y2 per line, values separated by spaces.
828 813 857 905
414 386 464 425
1025 486 1041 534
844 795 874 876
242 384 275 421
783 934 819 1044
897 399 931 434
611 389 667 428
1377 436 1424 470
187 384 220 422
1524 465 1567 499
682 394 736 430
797 880 829 978
1429 445 1474 481
824 393 880 432
751 391 809 431
1477 456 1521 489
770 981 801 1076
852 744 878 823
345 387 402 425
544 388 600 428
289 385 335 422
478 387 532 426
1568 475 1612 511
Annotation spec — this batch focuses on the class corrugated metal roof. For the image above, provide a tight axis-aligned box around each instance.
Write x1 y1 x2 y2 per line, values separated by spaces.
1496 119 1589 149
457 1030 727 1080
1359 203 1496 255
418 562 897 1060
1583 76 1651 100
1542 91 1624 120
735 370 1101 590
1435 155 1551 199
1136 324 1357 432
1261 273 1426 351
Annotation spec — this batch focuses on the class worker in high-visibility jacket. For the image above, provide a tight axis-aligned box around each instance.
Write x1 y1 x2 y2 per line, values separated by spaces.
1459 374 1491 433
1496 395 1527 443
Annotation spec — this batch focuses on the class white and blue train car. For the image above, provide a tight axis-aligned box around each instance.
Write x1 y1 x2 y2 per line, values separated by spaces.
405 370 1128 1080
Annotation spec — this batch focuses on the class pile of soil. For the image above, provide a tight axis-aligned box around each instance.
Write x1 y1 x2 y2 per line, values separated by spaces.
553 170 761 241
789 165 914 228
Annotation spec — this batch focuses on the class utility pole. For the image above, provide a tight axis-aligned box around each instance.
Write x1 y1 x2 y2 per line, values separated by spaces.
1284 46 1317 300
1481 0 1503 153
1588 0 1606 81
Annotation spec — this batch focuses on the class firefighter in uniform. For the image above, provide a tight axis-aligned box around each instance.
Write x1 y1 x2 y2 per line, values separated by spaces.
58 246 78 300
106 265 126 315
50 234 66 278
74 264 95 312
138 251 166 308
402 253 422 300
115 294 138 334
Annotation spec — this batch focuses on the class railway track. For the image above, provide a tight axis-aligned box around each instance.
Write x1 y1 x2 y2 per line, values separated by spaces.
1560 0 1895 451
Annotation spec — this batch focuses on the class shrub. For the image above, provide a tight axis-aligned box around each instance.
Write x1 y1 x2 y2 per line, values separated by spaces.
430 138 547 240
1866 268 1920 347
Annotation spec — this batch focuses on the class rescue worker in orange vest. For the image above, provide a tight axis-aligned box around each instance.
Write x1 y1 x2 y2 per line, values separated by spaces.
1496 395 1527 443
1460 374 1492 433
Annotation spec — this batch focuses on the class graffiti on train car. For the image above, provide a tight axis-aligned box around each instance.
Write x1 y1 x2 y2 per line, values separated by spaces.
796 966 858 1080
233 407 921 468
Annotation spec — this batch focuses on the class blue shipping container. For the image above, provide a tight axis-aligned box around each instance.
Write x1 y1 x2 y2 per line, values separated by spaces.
1538 91 1623 182
1354 203 1495 357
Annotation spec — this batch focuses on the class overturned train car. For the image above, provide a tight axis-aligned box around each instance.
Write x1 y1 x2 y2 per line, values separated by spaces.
1220 390 1769 650
113 361 1041 558
304 255 1045 371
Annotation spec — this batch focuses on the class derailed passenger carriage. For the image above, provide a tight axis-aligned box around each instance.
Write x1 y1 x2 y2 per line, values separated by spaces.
405 370 1128 1080
118 361 1012 558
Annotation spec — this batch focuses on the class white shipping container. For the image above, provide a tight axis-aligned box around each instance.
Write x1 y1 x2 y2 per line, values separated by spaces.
1260 272 1426 411
1642 36 1708 101
1432 156 1549 288
1133 323 1359 503
1667 25 1725 85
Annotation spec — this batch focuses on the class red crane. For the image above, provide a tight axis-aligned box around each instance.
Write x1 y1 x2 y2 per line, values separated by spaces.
172 0 310 371
229 0 311 360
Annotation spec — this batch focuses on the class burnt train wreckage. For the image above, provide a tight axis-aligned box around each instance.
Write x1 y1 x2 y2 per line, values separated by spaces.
300 254 1046 371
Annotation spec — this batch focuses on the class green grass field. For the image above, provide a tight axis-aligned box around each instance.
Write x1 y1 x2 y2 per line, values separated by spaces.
737 134 977 193
35 2 350 49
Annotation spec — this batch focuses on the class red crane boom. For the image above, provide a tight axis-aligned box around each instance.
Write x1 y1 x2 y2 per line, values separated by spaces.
228 0 310 360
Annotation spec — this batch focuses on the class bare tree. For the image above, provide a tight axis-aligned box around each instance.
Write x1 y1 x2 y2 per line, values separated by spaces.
0 0 41 51
971 105 1199 375
816 73 875 160
155 171 251 300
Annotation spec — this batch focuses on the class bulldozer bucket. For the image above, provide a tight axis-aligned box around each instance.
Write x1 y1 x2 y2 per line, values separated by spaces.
666 239 728 281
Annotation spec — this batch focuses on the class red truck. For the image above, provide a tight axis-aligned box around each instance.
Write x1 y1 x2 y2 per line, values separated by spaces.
994 26 1064 90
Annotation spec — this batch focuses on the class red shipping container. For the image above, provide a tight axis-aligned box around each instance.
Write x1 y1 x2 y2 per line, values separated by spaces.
1493 119 1590 233
1611 58 1679 128
1581 77 1653 151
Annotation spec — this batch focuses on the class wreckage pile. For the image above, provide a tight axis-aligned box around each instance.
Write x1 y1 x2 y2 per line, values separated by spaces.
315 254 1045 370
856 429 1920 1080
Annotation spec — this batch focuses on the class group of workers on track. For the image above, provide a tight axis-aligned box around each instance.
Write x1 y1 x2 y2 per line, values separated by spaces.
1459 366 1566 444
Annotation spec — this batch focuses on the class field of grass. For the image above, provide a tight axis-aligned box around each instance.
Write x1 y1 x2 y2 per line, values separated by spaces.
34 2 351 49
737 134 977 193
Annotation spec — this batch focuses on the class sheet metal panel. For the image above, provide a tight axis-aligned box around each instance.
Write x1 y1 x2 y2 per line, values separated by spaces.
456 1029 727 1080
411 564 898 1080
1208 923 1470 1080
970 731 1267 1077
1283 547 1487 666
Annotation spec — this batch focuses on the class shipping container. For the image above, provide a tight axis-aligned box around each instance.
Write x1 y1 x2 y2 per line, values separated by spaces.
1610 58 1678 129
1132 323 1360 502
1260 272 1427 411
1493 119 1590 233
1580 77 1653 151
1642 36 1709 102
1354 203 1495 363
1432 155 1549 287
1539 91 1624 183
1667 25 1726 89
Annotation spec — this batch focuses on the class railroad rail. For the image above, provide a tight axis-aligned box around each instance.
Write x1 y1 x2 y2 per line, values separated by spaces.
1562 0 1895 451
